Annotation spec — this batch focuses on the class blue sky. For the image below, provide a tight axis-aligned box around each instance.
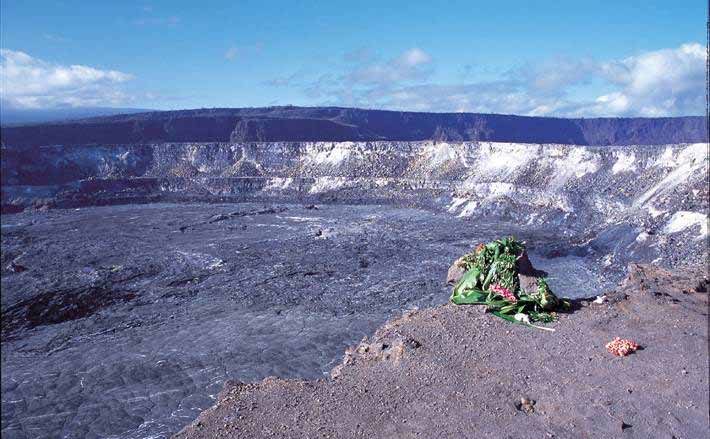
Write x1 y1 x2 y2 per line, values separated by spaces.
0 0 706 116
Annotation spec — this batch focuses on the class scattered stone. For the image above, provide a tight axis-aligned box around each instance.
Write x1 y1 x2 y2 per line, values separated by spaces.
593 295 607 304
515 250 548 294
7 261 27 273
404 337 422 349
515 397 536 414
446 260 465 285
208 214 230 223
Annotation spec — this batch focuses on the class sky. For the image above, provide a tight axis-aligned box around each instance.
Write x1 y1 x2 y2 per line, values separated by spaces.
0 0 707 117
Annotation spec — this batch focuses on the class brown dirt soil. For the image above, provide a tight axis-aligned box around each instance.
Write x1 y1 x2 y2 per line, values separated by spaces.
174 263 709 439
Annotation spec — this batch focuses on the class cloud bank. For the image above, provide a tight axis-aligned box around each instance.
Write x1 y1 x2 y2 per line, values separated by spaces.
0 49 134 108
2 42 704 117
268 43 706 117
584 43 706 116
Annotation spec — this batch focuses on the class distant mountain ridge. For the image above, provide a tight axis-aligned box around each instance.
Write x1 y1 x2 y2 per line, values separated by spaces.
1 106 707 147
0 107 154 126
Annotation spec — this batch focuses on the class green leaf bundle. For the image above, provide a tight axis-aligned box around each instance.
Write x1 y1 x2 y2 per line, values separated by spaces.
450 236 570 329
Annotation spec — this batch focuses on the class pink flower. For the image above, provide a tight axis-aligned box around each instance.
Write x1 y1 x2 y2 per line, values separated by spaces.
491 284 517 302
605 337 639 357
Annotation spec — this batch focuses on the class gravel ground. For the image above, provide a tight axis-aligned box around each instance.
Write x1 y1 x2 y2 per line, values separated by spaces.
175 263 709 439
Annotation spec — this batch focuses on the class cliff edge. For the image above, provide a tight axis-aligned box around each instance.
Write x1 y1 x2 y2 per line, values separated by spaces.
2 106 707 147
174 263 708 438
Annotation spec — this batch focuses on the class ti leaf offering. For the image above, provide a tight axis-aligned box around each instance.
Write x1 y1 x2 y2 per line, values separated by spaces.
450 237 570 330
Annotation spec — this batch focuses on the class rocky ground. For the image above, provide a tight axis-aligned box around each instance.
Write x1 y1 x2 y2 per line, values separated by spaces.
4 141 707 271
175 263 709 439
2 116 707 439
1 203 614 439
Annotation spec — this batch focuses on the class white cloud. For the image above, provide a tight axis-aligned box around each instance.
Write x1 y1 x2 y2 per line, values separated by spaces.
277 42 705 117
515 57 597 95
580 43 706 116
0 49 134 108
345 47 433 85
399 48 431 67
224 47 239 61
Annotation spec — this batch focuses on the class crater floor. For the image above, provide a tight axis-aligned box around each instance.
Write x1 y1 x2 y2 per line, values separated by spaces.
2 203 616 439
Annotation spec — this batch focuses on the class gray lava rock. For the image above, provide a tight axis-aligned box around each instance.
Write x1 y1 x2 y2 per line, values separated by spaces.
516 250 548 294
446 260 465 285
7 261 27 273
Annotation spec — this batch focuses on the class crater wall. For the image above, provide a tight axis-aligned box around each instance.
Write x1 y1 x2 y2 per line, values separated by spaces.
2 107 706 146
2 140 707 267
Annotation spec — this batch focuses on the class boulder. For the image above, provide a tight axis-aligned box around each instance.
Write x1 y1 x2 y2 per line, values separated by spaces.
445 250 547 293
515 251 547 294
446 257 466 285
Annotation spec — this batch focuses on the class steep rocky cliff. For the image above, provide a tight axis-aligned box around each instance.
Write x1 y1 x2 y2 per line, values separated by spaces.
2 139 707 268
1 107 706 146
